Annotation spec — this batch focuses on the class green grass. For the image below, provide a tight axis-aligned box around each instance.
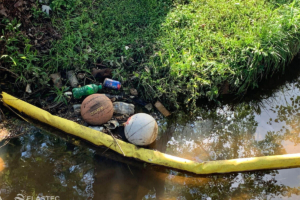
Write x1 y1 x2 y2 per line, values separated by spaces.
3 0 300 108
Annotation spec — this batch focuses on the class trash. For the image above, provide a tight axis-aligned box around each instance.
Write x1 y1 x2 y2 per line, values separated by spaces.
154 101 171 117
6 92 300 175
130 88 138 96
124 113 158 146
105 94 124 100
113 102 134 115
66 70 79 87
103 78 121 90
104 120 119 130
42 5 51 15
88 126 104 132
114 115 129 122
49 73 62 88
77 73 85 80
145 103 153 111
72 84 102 99
91 68 112 80
64 91 72 96
25 84 32 93
73 104 81 115
81 94 113 125
73 104 81 110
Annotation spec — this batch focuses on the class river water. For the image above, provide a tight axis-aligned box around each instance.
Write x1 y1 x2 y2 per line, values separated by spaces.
1 59 300 199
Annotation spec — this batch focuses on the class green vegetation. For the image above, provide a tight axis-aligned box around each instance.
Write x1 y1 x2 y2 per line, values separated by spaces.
1 0 300 108
50 86 70 105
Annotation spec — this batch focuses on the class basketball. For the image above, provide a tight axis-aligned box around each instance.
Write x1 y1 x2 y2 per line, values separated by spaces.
81 94 113 125
124 113 158 146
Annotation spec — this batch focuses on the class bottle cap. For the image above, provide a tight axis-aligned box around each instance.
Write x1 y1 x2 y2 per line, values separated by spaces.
98 85 103 90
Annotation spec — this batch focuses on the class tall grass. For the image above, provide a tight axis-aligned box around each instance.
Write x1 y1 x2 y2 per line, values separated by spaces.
8 0 300 107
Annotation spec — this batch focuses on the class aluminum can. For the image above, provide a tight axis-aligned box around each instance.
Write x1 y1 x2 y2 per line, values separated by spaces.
103 78 121 90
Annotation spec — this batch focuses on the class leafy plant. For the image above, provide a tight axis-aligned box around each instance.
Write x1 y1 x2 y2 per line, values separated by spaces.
50 0 81 13
50 86 70 105
44 0 300 108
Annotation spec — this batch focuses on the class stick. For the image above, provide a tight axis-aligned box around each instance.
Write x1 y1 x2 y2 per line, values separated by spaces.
2 102 29 123
0 66 19 78
108 129 125 156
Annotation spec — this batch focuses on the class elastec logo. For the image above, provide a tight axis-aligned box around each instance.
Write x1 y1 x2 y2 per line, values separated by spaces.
14 194 60 200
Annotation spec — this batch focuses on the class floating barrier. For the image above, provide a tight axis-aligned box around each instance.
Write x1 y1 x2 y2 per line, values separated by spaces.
1 92 300 174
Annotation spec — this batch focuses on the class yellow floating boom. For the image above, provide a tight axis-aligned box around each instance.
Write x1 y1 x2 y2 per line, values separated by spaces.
1 92 300 174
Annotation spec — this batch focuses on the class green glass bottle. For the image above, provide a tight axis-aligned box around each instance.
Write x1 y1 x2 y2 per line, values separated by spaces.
72 84 102 99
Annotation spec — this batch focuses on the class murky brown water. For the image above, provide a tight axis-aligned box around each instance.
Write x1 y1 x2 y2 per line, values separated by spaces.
1 59 300 199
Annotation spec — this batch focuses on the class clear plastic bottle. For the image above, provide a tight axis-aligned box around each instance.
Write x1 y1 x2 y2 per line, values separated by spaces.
72 84 102 99
113 102 135 115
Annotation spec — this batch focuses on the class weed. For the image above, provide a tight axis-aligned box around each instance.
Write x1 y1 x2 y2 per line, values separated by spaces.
0 18 50 87
50 86 70 105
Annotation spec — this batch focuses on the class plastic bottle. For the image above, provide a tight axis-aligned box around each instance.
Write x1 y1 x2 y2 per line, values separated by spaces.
72 84 102 99
113 102 135 115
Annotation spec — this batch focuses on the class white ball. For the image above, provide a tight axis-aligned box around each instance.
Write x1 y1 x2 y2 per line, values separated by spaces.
125 113 158 146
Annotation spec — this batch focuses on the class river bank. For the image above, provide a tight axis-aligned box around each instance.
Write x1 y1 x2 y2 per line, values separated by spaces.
1 0 300 109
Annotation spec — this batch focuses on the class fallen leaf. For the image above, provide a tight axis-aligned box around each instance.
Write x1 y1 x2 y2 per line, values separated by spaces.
14 0 24 7
0 8 7 16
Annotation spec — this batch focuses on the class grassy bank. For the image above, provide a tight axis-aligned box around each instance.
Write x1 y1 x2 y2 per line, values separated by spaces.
2 0 300 108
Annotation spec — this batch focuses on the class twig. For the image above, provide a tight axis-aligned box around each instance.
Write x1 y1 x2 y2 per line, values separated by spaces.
0 107 6 121
108 129 125 156
0 139 10 149
0 66 19 78
127 164 134 176
101 143 113 155
2 102 29 123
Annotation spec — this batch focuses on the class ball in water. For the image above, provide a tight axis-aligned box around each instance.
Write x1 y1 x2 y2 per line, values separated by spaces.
81 94 113 125
125 113 158 146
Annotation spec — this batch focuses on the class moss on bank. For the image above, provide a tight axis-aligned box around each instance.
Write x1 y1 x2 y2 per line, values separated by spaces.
2 0 300 108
